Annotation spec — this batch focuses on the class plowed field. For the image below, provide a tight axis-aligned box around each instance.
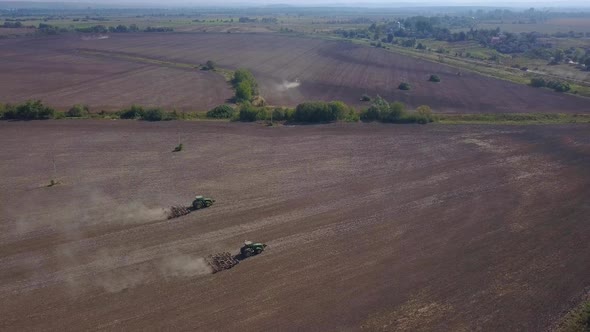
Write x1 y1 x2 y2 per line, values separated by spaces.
0 33 588 113
1 121 589 331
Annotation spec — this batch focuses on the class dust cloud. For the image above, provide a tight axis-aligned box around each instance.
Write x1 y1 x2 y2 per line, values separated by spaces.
8 190 168 238
81 35 109 40
276 80 301 91
159 255 213 278
94 253 212 293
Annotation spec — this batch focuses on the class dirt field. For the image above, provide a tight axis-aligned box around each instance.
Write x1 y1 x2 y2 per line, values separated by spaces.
0 35 233 112
0 120 589 331
0 33 588 113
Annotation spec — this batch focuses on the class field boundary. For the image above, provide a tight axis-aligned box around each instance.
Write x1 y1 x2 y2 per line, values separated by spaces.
77 48 235 82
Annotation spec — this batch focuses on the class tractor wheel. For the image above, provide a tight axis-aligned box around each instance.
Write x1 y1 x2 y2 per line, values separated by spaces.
243 248 254 258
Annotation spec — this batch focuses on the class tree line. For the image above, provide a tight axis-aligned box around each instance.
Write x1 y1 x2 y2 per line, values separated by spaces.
0 99 435 125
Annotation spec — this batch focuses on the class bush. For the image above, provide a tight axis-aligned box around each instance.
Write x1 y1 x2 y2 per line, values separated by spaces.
285 108 296 121
238 102 264 122
360 94 371 102
399 82 411 90
547 80 571 92
530 77 546 87
429 75 441 82
2 100 55 120
119 105 145 119
412 105 435 124
271 108 286 121
360 97 434 124
293 101 355 123
530 78 571 92
380 102 406 122
360 106 380 122
207 105 235 119
66 104 89 117
143 108 166 121
205 60 216 70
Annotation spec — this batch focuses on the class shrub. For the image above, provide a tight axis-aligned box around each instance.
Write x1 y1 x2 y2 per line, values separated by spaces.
3 100 55 120
547 80 571 92
143 108 165 121
66 104 89 117
530 78 571 92
360 106 380 122
344 110 360 122
284 108 296 121
429 75 441 82
205 60 216 70
293 101 354 123
530 77 546 87
399 82 411 90
119 105 145 119
207 105 235 119
412 105 435 124
380 102 406 122
238 102 262 122
271 107 286 121
360 94 371 102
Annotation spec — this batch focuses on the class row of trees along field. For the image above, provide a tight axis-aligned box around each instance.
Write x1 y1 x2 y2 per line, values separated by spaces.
28 23 174 35
0 99 435 124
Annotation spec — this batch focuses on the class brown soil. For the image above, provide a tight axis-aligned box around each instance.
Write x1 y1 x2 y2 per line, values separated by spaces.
0 33 588 113
0 120 589 331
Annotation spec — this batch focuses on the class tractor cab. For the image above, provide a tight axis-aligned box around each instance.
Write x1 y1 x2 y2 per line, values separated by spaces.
240 241 267 258
191 195 215 210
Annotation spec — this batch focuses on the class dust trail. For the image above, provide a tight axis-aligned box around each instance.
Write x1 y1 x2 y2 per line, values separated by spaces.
276 80 300 92
159 255 213 278
81 35 109 40
7 190 168 239
94 253 212 293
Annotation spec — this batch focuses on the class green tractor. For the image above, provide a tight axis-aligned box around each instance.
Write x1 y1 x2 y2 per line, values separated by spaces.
192 195 215 210
168 195 215 219
240 241 267 258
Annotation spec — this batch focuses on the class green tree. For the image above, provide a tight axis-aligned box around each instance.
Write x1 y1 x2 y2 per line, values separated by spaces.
235 81 253 102
3 100 55 120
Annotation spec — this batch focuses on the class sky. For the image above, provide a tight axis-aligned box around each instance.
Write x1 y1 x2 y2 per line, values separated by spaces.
1 0 590 7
